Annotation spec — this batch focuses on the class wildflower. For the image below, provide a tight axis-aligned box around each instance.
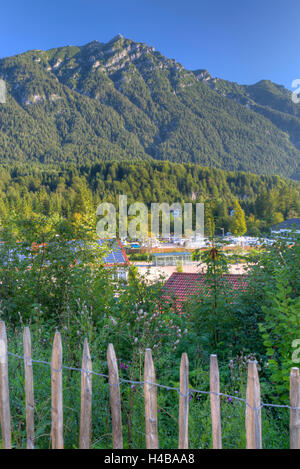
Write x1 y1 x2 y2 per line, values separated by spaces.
110 316 117 326
228 397 233 403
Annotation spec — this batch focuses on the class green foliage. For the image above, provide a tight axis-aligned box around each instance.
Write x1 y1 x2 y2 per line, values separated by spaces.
184 243 242 357
0 217 298 448
0 215 187 448
128 253 152 262
230 200 247 235
0 213 110 331
251 235 300 400
180 234 300 395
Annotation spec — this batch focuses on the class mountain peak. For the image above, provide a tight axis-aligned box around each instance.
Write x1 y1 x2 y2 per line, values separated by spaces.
108 33 124 43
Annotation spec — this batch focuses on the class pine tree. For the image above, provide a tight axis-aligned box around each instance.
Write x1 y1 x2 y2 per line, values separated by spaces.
230 200 247 235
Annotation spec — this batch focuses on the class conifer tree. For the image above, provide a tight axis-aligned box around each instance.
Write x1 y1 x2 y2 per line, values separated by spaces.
230 199 247 235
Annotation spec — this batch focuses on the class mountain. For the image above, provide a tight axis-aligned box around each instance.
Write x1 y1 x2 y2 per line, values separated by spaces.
0 35 300 179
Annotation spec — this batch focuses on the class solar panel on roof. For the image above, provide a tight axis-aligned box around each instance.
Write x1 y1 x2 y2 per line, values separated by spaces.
97 239 127 265
1 239 128 268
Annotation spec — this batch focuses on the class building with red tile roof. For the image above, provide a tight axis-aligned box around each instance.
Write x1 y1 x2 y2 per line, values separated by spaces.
163 272 248 313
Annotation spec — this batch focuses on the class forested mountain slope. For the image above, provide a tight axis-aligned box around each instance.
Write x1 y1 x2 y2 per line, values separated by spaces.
0 35 299 179
0 161 299 234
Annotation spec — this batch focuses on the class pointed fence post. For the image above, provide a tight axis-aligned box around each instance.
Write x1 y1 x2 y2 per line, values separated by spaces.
0 321 11 449
107 343 123 449
210 354 222 449
290 367 300 449
51 331 64 449
79 339 92 449
144 348 158 449
246 361 262 449
178 353 189 449
23 327 34 449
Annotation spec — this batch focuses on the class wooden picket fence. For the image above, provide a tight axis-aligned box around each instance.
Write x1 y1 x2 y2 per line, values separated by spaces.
0 320 300 449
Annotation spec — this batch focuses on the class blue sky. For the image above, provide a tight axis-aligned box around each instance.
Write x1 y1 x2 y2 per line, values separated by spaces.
1 0 299 89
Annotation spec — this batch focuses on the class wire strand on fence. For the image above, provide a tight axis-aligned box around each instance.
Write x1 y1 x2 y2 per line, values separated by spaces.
6 351 299 412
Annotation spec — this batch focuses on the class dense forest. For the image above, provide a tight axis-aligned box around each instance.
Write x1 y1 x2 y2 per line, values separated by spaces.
0 160 299 236
0 35 299 179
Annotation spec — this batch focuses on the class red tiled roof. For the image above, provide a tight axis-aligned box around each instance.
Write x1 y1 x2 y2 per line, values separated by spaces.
163 272 248 313
117 239 130 266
